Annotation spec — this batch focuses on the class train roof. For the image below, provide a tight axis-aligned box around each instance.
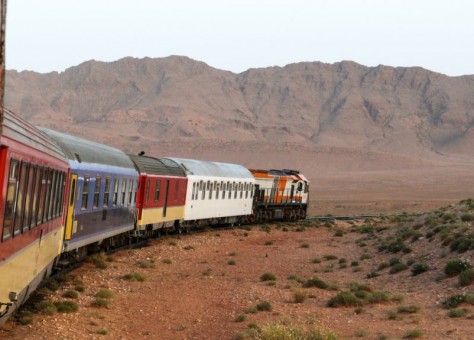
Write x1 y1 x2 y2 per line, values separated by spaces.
163 157 253 179
128 155 186 177
38 127 135 169
1 108 68 163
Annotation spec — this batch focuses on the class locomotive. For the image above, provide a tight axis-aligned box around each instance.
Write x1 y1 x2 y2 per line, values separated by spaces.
0 118 309 324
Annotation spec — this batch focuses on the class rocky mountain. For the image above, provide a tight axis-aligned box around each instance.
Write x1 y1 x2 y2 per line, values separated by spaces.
4 56 474 172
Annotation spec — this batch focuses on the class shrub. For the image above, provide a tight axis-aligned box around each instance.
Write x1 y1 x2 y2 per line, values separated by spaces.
404 329 424 338
397 305 421 313
312 258 322 264
293 290 308 303
327 291 361 307
260 273 276 281
389 257 401 266
74 284 85 293
443 294 466 308
256 301 272 311
162 258 172 264
89 252 108 269
264 240 274 246
444 259 472 277
44 279 59 291
122 272 147 282
95 289 113 299
227 259 236 265
389 263 409 274
377 261 390 271
323 255 338 261
91 298 109 308
234 314 246 322
366 272 379 279
458 268 474 286
300 242 310 248
303 276 328 289
448 308 467 318
54 301 79 313
62 290 79 299
411 263 429 276
35 301 57 315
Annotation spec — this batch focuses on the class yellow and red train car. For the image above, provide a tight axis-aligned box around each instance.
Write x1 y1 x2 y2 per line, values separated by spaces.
0 109 69 324
250 169 309 222
129 155 187 235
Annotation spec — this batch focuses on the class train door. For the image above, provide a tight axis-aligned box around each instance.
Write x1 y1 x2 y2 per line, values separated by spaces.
162 180 169 217
64 173 77 240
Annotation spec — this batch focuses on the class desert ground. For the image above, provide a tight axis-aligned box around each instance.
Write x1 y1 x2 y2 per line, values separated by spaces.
2 199 474 339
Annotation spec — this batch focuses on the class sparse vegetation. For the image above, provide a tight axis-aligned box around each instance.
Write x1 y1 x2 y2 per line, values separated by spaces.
89 252 108 269
444 258 472 277
95 289 113 299
62 290 79 299
260 273 276 281
447 308 467 318
303 276 329 289
293 290 308 303
411 263 429 276
122 272 147 282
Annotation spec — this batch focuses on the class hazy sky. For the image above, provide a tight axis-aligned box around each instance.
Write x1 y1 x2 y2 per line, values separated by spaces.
5 0 474 76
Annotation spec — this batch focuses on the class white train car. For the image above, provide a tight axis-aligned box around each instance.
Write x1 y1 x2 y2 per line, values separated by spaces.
163 157 255 226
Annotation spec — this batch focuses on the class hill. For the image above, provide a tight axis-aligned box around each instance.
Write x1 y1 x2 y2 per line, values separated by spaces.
5 56 474 213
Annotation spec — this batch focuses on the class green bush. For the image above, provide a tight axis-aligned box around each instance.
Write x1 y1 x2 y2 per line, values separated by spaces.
293 290 308 303
62 290 79 299
54 301 79 313
389 263 409 274
447 308 467 318
458 268 474 286
122 272 147 282
256 301 272 311
95 289 113 299
260 273 276 281
303 276 328 289
411 263 429 276
397 305 421 314
444 259 472 277
442 294 466 308
327 291 361 307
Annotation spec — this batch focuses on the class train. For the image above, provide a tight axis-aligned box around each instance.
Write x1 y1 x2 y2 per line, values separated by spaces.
0 110 310 325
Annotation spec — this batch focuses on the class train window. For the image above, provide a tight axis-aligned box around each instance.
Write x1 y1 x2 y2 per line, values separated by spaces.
2 160 19 241
240 183 243 199
245 183 249 199
14 162 28 235
216 182 219 200
30 166 40 228
199 180 203 190
145 179 150 204
132 180 138 204
228 182 232 199
26 166 37 228
93 176 101 209
23 165 35 231
81 176 90 210
36 168 46 224
44 169 53 221
49 171 57 219
234 182 237 199
297 182 303 191
112 178 119 206
191 182 196 200
154 180 161 202
250 184 254 198
222 181 226 199
121 179 127 206
53 171 61 217
304 183 308 193
128 179 133 205
209 183 213 200
201 181 206 200
104 177 111 207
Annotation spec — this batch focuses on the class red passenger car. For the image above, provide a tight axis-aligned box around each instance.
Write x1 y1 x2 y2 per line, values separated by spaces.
0 108 69 324
129 155 187 235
